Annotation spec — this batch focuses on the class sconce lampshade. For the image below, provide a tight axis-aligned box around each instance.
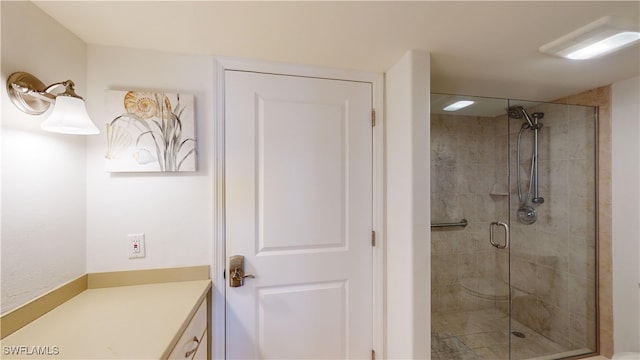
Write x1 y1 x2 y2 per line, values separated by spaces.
40 96 99 135
6 72 100 135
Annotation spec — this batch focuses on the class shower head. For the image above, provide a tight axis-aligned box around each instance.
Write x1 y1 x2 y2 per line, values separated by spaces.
507 106 544 130
507 106 524 119
531 112 544 130
508 106 538 129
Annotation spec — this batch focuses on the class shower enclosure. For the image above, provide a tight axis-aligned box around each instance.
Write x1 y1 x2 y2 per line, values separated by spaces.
430 94 597 360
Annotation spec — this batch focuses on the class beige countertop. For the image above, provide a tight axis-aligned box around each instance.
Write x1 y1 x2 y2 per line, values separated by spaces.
1 279 211 359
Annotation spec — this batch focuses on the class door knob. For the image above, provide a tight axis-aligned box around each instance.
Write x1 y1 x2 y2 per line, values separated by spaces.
229 255 255 287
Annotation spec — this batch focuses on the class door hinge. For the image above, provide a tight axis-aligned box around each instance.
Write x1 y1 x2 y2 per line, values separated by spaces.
371 349 376 360
371 109 376 127
371 230 376 247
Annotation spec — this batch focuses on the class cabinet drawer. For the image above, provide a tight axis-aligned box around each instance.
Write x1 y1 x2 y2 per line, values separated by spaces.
192 330 207 360
168 300 207 360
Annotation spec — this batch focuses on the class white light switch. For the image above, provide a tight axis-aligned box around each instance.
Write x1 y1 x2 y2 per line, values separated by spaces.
128 233 145 259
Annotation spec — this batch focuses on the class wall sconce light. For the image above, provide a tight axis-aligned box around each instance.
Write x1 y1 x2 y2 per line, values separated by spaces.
6 71 99 135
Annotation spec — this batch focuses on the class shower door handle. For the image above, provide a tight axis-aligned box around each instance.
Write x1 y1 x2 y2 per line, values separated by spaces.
489 221 510 249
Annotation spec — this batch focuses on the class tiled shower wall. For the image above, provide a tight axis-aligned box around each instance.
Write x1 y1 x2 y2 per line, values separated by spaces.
430 113 509 314
431 102 597 353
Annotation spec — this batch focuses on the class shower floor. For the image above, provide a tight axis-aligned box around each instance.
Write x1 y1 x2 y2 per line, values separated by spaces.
431 308 569 360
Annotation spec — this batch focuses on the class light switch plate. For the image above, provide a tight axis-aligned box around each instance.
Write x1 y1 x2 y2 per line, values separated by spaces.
128 233 145 259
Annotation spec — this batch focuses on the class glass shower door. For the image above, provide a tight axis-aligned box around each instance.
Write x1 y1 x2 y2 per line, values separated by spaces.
431 93 598 360
430 94 512 360
507 100 598 360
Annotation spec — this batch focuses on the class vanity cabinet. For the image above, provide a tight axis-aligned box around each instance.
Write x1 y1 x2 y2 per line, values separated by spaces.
168 300 207 359
0 279 211 360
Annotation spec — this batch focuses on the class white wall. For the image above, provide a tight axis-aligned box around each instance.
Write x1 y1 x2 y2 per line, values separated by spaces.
385 50 430 359
85 45 214 272
611 76 640 353
1 1 87 313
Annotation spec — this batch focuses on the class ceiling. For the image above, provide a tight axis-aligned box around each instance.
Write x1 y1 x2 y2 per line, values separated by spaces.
33 1 640 102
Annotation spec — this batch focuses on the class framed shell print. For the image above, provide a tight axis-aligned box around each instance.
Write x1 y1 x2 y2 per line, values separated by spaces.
104 91 196 172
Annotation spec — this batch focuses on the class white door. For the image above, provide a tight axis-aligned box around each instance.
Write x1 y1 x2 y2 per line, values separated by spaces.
225 70 373 359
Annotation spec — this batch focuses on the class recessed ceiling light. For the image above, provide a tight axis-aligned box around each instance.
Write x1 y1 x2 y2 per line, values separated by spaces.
443 100 474 111
539 16 640 60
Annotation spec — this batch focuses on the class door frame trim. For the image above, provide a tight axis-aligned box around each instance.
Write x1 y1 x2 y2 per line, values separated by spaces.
212 56 385 359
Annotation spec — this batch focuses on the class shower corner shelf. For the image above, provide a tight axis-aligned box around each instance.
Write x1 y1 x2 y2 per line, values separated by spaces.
489 191 509 196
489 184 509 196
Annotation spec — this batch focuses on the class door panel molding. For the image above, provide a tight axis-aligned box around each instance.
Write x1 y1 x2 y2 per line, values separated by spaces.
258 281 348 359
212 57 384 360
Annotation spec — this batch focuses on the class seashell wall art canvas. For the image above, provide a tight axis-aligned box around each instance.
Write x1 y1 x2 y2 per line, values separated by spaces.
104 90 196 172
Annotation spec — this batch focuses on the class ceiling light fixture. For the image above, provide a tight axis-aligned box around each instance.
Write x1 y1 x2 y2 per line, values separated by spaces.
539 16 640 60
566 32 640 60
443 100 474 112
6 71 99 135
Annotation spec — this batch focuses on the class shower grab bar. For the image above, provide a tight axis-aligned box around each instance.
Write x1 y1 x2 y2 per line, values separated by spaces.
431 219 468 229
